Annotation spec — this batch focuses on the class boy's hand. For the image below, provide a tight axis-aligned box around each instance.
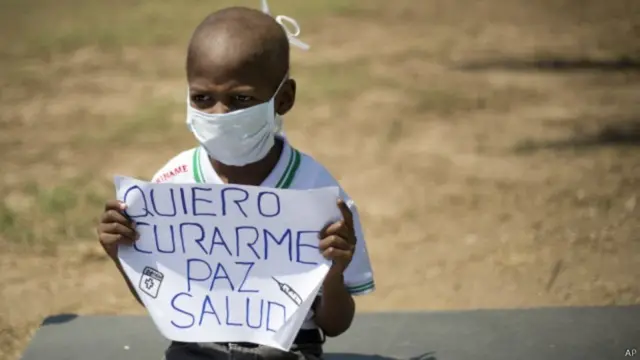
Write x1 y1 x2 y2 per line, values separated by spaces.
319 199 356 275
97 200 138 260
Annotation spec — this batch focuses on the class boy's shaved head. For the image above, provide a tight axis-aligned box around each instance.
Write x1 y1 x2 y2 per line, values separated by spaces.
187 6 290 89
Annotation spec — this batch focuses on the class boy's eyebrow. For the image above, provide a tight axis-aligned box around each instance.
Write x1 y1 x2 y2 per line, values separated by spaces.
189 84 258 93
227 85 258 93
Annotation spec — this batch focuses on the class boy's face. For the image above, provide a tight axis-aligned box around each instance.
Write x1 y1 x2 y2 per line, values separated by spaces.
188 56 296 116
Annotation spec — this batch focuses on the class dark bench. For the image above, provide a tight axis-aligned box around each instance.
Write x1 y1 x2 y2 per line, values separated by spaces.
20 306 640 359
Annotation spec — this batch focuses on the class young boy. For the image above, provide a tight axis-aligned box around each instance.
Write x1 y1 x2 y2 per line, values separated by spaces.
96 4 375 360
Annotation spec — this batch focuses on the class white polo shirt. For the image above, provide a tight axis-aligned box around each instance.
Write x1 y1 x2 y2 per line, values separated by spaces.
151 139 375 329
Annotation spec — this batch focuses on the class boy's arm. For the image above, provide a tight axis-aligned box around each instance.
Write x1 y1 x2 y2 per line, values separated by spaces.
314 271 355 337
106 153 189 308
314 199 375 337
111 169 159 308
98 199 145 307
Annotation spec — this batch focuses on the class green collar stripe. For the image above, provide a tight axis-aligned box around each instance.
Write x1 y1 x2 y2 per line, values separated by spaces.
347 280 375 293
197 149 206 182
279 150 301 189
275 147 296 188
191 146 301 188
193 147 203 184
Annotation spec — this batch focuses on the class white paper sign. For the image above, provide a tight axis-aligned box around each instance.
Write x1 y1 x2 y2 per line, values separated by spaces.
113 176 340 350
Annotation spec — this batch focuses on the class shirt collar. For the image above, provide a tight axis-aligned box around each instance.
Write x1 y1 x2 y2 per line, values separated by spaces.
195 137 297 188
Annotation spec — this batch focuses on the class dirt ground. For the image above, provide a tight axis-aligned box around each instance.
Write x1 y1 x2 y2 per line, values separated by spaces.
1 0 639 359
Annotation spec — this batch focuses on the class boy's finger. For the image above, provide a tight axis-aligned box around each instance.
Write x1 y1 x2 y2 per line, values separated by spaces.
317 220 333 238
98 222 138 241
319 221 346 238
104 200 127 211
337 199 353 228
318 235 352 252
100 209 133 226
99 233 135 247
322 248 351 262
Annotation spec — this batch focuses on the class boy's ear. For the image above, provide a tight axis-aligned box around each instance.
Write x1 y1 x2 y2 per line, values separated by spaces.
276 79 296 115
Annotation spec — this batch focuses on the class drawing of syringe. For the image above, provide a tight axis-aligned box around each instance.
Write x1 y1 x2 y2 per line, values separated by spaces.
271 276 303 306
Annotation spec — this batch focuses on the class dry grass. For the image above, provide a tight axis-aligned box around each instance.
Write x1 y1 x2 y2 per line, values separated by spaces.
1 0 640 359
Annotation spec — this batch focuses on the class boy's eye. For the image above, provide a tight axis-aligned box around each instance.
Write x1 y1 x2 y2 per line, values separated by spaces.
234 95 254 103
193 94 212 103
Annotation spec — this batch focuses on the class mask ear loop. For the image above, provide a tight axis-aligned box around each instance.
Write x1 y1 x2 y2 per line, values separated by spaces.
260 0 301 139
185 88 193 130
269 73 289 135
261 0 310 50
261 0 270 14
276 15 310 51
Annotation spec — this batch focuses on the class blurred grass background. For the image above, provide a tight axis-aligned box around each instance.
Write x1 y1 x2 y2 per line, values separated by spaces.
1 1 639 359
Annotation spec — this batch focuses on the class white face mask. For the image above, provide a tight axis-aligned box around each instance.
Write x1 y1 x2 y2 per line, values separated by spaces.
186 76 287 167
